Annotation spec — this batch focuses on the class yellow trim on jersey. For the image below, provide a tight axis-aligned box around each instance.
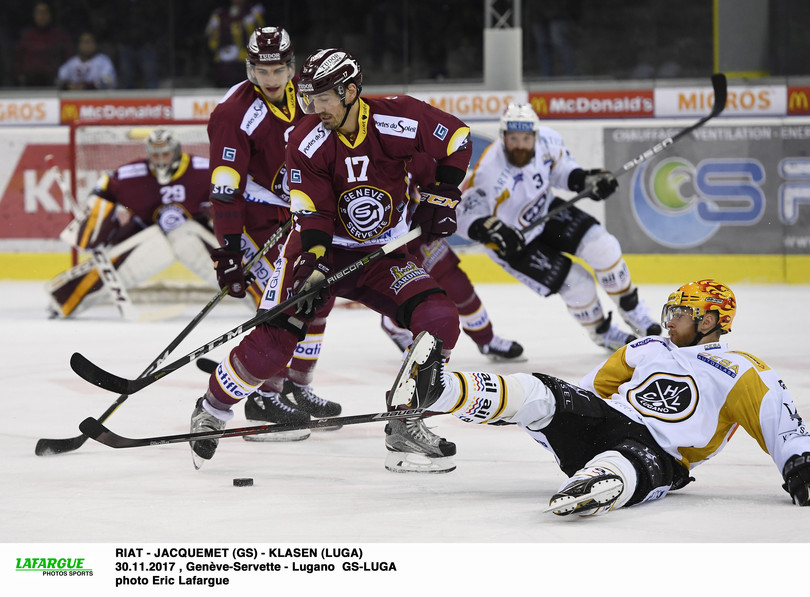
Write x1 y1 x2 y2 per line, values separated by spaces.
729 351 771 371
447 126 471 156
591 345 633 399
677 403 739 469
336 100 369 149
466 143 496 189
449 372 468 413
211 165 241 188
290 189 316 213
259 79 297 123
169 153 191 182
493 189 510 215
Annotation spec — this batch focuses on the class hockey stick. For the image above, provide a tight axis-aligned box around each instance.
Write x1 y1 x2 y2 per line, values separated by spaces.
34 220 291 456
520 73 727 237
69 226 423 395
78 407 440 449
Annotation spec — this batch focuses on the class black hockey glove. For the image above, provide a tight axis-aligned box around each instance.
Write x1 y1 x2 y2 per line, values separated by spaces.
210 234 246 298
292 249 331 319
782 452 810 506
569 168 618 201
468 216 525 259
411 182 461 241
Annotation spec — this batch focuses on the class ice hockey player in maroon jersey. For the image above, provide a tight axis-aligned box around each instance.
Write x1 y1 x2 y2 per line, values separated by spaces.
190 48 472 473
380 152 525 361
48 128 217 318
206 27 340 440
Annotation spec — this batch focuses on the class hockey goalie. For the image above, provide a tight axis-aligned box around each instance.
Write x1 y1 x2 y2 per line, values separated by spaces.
47 128 219 318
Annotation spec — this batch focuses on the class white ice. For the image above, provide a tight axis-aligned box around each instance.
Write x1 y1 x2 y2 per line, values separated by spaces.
2 280 809 593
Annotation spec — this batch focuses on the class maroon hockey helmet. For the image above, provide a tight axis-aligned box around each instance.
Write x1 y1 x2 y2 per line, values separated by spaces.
246 27 294 66
297 48 363 113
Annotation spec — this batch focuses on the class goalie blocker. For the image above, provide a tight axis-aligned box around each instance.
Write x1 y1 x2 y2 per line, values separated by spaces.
48 212 219 318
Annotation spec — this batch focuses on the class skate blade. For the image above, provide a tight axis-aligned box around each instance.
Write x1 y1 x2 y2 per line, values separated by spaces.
242 429 311 442
544 480 623 515
384 450 455 474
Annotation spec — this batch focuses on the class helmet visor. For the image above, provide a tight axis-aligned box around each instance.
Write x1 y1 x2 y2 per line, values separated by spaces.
297 89 342 115
661 304 697 328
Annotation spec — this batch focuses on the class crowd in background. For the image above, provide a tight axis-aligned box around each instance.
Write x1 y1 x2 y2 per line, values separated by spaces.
0 0 807 91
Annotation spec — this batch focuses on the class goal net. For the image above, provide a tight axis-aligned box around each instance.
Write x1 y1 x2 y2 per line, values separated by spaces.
69 119 217 303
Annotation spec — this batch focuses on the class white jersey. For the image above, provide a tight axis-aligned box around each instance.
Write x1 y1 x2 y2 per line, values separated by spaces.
458 127 581 244
577 336 810 473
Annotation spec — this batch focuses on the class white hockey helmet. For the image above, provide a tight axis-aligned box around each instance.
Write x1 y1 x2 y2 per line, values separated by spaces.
146 128 181 184
499 103 540 137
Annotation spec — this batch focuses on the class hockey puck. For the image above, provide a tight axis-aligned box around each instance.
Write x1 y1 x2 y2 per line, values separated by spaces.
233 478 253 487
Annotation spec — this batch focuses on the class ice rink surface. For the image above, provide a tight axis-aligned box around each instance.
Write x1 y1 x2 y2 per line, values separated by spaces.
2 280 809 594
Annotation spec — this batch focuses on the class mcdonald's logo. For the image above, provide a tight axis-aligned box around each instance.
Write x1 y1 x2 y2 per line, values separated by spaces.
531 96 548 116
788 90 809 113
61 103 79 123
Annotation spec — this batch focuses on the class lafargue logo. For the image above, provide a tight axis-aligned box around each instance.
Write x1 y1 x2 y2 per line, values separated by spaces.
630 156 765 248
16 556 93 577
627 372 699 422
338 186 392 240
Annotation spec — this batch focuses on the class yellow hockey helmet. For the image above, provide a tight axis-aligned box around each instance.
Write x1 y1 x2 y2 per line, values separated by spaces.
662 279 736 334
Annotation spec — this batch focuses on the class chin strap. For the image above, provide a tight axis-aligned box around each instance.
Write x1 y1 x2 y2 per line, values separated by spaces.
688 322 723 346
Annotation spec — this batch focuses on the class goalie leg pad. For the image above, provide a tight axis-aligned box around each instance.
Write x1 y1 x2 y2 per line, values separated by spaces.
165 220 219 288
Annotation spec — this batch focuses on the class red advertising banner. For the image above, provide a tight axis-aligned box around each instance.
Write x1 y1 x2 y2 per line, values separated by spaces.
528 89 654 119
0 145 72 240
60 97 173 123
787 86 810 115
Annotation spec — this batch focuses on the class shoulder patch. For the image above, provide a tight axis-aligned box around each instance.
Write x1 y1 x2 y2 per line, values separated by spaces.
191 156 210 170
373 114 418 139
297 123 331 158
117 163 148 180
240 97 268 136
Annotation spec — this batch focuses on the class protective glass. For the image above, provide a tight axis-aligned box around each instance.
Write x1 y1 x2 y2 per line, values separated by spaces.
661 304 696 327
297 89 342 115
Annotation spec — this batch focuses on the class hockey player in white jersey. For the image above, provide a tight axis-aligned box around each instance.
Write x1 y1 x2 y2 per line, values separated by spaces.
458 103 659 350
389 279 810 516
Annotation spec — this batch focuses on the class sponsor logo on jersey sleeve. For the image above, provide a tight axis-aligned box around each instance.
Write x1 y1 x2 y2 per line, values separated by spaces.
117 163 148 180
433 123 448 140
290 168 301 183
298 124 330 158
627 373 699 422
210 166 240 201
240 98 267 136
373 114 418 138
222 147 237 161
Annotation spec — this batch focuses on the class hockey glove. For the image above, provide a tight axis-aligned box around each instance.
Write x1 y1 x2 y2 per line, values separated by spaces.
782 452 810 506
468 216 525 259
411 182 461 241
583 168 618 200
210 233 246 298
292 248 331 318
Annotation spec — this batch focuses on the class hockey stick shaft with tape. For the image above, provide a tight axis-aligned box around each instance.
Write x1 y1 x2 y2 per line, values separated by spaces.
79 407 441 449
521 73 727 237
69 226 423 395
35 220 291 456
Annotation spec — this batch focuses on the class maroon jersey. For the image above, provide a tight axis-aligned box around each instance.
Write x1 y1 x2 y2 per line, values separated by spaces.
208 78 302 238
287 95 471 250
93 153 211 226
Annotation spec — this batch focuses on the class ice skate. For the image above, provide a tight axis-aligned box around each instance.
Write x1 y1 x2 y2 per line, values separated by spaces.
282 380 341 417
189 397 228 470
546 467 624 516
384 418 456 473
478 335 527 362
387 331 445 410
243 390 311 442
591 312 636 351
619 288 662 336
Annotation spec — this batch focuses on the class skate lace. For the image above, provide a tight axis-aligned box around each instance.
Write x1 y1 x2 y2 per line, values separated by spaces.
486 335 514 353
294 384 328 407
259 392 298 414
404 419 441 447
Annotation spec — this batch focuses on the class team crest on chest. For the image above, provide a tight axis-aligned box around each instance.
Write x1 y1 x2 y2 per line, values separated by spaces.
627 373 699 422
389 261 429 294
338 186 393 240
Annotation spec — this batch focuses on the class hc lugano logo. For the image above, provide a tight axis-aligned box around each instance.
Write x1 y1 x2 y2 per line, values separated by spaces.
338 186 392 240
627 373 698 422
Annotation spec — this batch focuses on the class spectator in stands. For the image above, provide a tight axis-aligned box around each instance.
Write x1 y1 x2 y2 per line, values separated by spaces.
205 0 265 87
57 31 117 90
13 1 73 87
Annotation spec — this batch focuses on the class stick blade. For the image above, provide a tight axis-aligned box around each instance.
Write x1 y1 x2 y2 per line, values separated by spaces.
34 435 88 456
710 72 727 116
70 352 134 394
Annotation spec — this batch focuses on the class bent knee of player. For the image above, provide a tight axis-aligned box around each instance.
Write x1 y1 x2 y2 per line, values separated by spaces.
505 373 557 429
406 291 460 352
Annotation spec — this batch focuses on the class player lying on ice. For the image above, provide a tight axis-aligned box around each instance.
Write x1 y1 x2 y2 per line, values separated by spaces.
389 279 810 515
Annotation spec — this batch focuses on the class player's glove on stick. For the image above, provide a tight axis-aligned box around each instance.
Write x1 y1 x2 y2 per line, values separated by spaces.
292 248 331 318
782 452 810 506
210 233 246 298
468 216 525 259
570 168 619 201
411 182 461 241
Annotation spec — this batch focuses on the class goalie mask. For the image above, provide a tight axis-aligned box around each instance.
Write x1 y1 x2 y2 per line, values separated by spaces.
146 128 181 185
661 279 736 337
246 26 294 85
297 48 363 115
